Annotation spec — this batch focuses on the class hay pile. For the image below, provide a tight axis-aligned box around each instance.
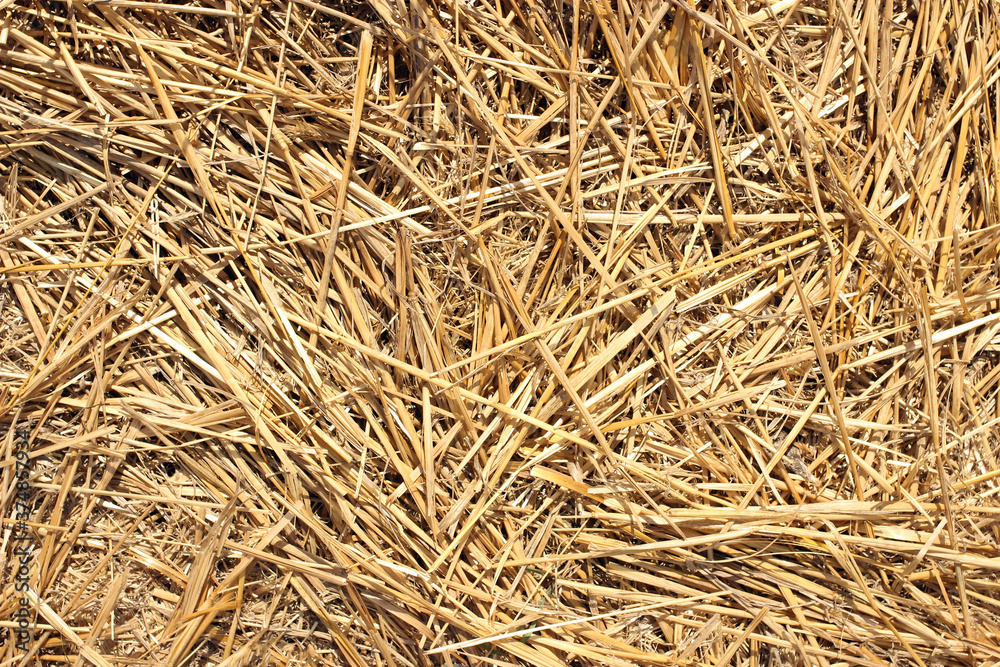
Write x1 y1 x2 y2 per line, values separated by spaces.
1 0 999 664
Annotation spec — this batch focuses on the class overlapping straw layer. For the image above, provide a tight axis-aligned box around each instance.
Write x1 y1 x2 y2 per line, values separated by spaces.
1 0 999 664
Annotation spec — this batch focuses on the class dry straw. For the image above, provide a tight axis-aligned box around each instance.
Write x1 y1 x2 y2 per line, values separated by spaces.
0 0 998 664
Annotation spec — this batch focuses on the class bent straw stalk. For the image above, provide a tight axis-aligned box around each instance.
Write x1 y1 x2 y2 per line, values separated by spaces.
0 0 998 665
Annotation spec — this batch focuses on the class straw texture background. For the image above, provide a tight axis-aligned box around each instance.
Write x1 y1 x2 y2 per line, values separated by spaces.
1 0 999 665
